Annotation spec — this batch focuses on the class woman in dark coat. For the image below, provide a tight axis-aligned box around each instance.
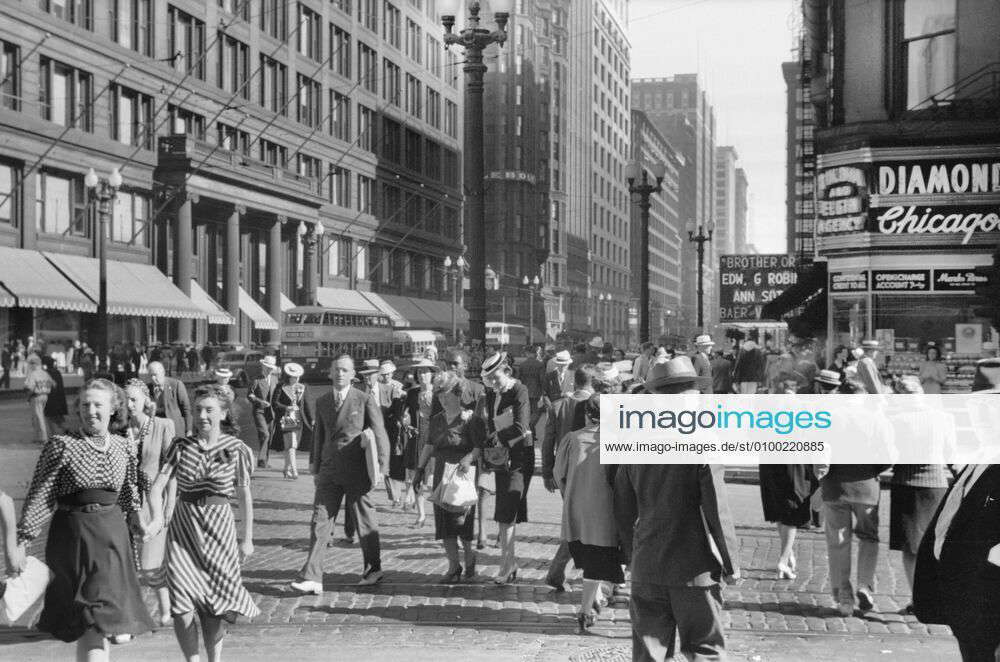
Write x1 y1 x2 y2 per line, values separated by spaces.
479 352 532 585
42 355 68 435
269 363 314 479
403 359 439 528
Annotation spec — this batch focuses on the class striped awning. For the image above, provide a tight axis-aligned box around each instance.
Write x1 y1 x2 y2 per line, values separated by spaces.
238 287 278 330
43 253 203 318
315 286 383 314
189 280 235 325
0 246 96 312
364 293 468 330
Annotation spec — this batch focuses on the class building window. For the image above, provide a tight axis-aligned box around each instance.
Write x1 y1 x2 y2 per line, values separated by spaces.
297 3 321 60
167 5 205 79
408 254 420 287
425 139 441 181
405 129 422 171
167 105 205 139
111 85 153 149
358 42 377 92
355 241 367 280
328 236 350 277
39 0 92 29
357 104 375 151
35 170 87 237
383 2 401 48
444 99 458 138
331 0 351 14
259 55 288 114
260 0 287 39
443 206 458 237
39 58 92 131
426 88 441 128
111 190 150 246
405 18 421 63
296 74 321 127
357 0 378 32
218 0 250 20
329 165 350 207
296 154 322 181
329 90 351 140
113 0 152 56
357 174 374 213
382 59 401 105
217 33 250 99
330 25 351 78
259 138 287 166
381 116 402 163
1 41 19 111
405 74 421 118
896 0 956 110
0 161 19 226
442 149 458 187
217 123 250 156
426 35 441 76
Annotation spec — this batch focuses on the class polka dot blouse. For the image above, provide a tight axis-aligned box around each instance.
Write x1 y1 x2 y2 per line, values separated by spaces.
17 433 142 544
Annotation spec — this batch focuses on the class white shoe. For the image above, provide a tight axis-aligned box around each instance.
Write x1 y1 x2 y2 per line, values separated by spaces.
358 569 384 586
290 579 323 595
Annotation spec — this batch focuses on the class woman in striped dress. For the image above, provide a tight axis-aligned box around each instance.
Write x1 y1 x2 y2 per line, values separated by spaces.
145 384 259 661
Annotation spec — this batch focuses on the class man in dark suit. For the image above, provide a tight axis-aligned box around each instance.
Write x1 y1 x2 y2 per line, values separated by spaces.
515 345 545 430
542 350 575 405
292 354 389 594
248 355 279 468
148 360 190 439
615 357 739 661
691 334 715 394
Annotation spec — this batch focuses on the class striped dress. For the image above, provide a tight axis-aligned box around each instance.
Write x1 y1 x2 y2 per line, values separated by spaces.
160 435 259 621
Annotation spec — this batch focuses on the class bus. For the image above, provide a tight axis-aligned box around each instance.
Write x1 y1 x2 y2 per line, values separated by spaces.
485 322 529 352
280 306 394 381
392 329 448 361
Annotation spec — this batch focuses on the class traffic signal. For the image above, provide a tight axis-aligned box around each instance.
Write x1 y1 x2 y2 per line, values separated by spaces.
973 248 1000 332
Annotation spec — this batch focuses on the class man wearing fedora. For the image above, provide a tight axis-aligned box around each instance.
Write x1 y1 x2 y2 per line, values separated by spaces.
615 356 739 661
373 360 408 507
691 335 715 394
249 354 281 468
293 354 390 593
857 340 886 394
543 350 575 406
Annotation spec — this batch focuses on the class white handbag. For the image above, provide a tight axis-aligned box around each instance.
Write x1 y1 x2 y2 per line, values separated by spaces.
430 462 478 513
2 556 52 623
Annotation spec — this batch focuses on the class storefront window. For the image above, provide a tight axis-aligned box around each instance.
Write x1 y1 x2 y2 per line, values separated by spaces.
831 295 867 349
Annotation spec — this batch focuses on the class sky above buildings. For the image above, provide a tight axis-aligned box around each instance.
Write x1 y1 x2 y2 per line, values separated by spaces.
628 0 799 253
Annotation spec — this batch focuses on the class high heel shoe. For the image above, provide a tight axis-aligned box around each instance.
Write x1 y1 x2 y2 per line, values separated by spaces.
576 611 596 634
494 568 518 585
410 516 426 529
777 564 797 580
440 565 463 584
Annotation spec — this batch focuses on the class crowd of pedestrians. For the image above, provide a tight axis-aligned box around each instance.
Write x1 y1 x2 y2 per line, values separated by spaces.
1 329 999 662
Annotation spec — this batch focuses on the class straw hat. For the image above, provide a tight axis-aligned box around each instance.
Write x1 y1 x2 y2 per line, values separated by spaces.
378 360 396 375
480 352 508 379
259 355 278 371
814 369 842 387
643 356 710 393
283 362 304 378
694 334 714 347
358 359 380 375
214 368 233 380
408 358 440 372
552 350 572 366
861 339 880 350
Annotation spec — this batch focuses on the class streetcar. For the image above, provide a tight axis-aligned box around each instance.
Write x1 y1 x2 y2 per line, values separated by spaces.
280 305 394 381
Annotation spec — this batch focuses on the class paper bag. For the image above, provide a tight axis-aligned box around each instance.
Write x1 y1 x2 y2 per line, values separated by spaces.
2 556 52 623
361 428 381 485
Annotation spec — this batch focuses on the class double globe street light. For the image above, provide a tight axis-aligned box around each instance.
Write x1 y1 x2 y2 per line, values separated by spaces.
687 220 715 330
84 167 123 373
444 255 466 344
626 160 668 345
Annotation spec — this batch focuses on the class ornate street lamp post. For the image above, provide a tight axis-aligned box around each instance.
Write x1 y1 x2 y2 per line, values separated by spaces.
686 221 715 330
522 274 540 346
626 160 667 345
84 167 123 373
440 0 512 347
444 255 466 344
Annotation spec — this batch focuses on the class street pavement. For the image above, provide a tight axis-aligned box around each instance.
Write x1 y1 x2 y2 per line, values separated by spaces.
0 395 963 661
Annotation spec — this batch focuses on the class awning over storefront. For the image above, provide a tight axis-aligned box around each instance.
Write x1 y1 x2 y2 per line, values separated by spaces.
410 297 470 329
189 280 235 325
760 261 828 321
315 287 383 314
358 292 410 327
44 253 204 318
0 246 96 312
238 287 278 330
361 292 469 330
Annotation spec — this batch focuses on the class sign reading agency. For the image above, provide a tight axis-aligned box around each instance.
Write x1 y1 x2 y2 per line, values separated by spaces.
816 166 867 236
718 254 798 323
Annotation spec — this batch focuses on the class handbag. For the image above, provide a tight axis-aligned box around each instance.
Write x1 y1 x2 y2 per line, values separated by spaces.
429 462 478 513
1 556 52 623
481 437 510 473
279 387 304 432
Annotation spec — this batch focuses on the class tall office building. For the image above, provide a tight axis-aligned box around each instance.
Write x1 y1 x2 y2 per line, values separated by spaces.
0 0 463 348
632 74 717 334
782 59 816 260
714 145 738 256
734 167 750 253
630 110 683 343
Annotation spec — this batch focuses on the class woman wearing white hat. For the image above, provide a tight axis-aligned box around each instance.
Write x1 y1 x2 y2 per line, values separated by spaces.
403 359 440 528
270 363 314 479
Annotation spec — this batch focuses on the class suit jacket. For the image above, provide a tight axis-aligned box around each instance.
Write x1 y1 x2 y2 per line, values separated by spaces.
732 346 766 383
484 381 531 448
515 357 546 400
543 368 575 403
153 377 191 438
541 389 591 480
691 351 714 394
248 374 278 420
913 464 1000 633
310 386 389 493
615 464 738 587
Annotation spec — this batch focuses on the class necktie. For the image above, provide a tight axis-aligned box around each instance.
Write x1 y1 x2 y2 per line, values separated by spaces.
334 390 343 410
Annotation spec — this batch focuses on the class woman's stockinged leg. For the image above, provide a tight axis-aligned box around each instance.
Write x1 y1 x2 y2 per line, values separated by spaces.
200 614 227 662
173 611 201 662
75 629 109 662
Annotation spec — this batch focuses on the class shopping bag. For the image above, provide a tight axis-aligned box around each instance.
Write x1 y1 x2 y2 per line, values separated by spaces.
2 556 52 623
429 462 477 513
